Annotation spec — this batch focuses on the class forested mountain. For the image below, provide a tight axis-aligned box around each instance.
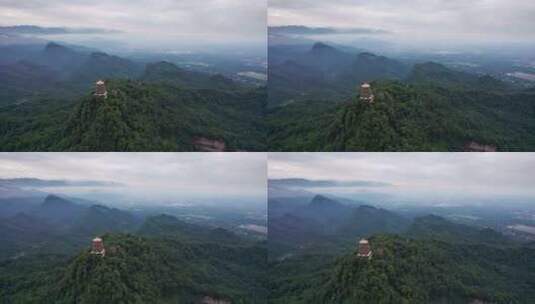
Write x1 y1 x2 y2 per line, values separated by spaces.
268 195 535 303
0 42 266 151
313 234 535 304
407 62 508 91
141 61 238 91
0 194 142 260
0 195 267 303
268 42 409 107
58 79 265 151
269 195 410 259
268 42 535 151
268 78 535 151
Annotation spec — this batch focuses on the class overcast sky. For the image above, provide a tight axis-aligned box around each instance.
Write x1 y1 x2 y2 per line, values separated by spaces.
0 0 266 50
269 153 535 202
0 153 267 204
269 0 535 46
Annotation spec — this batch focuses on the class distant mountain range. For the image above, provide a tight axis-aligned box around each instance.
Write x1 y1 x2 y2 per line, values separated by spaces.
0 194 142 259
269 194 409 258
269 25 390 36
0 42 267 151
0 25 119 35
268 194 535 303
268 42 410 107
268 42 535 151
0 194 266 303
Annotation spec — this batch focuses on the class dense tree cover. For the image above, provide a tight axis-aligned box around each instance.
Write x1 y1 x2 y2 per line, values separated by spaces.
141 61 239 91
407 215 513 247
407 62 508 92
269 234 535 304
268 80 535 151
268 42 535 151
268 254 335 304
0 195 143 261
0 233 267 304
0 42 266 151
268 195 535 303
0 79 267 151
0 195 267 303
269 195 410 259
267 43 410 108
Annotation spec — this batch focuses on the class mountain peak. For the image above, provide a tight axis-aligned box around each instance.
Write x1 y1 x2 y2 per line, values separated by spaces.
88 204 111 212
42 194 73 207
357 204 378 211
309 195 341 207
43 42 75 56
152 61 179 69
89 51 110 59
143 61 184 78
415 61 449 71
149 214 181 224
310 42 337 53
357 52 378 59
415 214 448 223
44 41 64 50
39 194 85 221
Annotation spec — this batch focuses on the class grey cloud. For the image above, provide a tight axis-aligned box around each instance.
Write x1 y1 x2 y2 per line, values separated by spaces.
0 153 267 203
0 178 122 188
268 153 535 199
0 25 119 35
268 0 535 45
269 25 389 36
0 0 265 49
269 178 391 188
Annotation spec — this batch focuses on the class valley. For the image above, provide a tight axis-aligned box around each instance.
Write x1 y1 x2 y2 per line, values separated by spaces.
267 38 535 151
268 184 535 303
266 153 535 304
0 39 267 152
0 154 268 303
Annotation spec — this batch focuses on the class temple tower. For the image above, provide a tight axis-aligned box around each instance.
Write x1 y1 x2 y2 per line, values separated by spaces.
357 239 372 259
91 237 106 256
359 82 374 103
94 80 108 99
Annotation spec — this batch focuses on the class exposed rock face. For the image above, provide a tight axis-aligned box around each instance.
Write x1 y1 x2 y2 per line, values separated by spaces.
464 141 497 152
200 296 231 304
193 137 226 152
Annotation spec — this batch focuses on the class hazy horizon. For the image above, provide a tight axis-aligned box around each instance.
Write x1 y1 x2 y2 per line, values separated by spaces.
0 153 267 207
0 0 266 54
268 0 535 53
269 153 535 206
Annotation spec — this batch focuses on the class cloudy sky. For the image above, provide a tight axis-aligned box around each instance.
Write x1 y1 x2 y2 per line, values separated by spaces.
269 0 535 47
0 153 267 204
269 153 535 202
0 0 266 51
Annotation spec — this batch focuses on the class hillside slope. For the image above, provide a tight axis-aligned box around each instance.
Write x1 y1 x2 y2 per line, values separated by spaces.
0 214 267 303
1 233 266 303
270 234 535 304
268 80 535 151
1 79 267 151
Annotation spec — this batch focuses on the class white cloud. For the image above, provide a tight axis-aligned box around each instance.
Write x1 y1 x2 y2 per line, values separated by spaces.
268 0 535 44
0 0 266 47
0 153 267 203
268 152 535 199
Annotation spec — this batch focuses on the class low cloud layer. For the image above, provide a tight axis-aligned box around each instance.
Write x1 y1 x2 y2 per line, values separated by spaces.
0 178 122 188
269 0 535 46
0 153 267 204
269 25 389 36
269 178 391 188
0 25 119 35
0 0 266 49
269 153 535 200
